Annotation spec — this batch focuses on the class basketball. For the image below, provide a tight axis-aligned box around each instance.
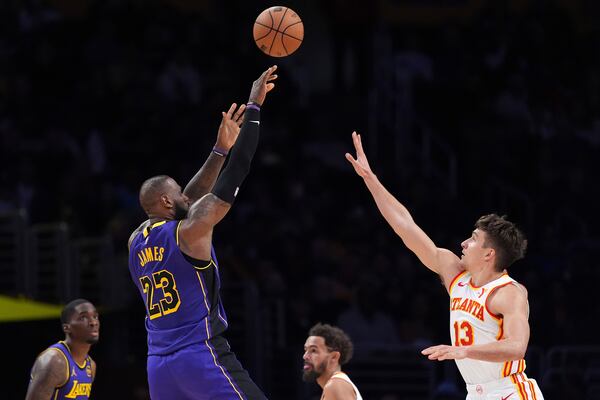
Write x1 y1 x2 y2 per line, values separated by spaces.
253 6 304 57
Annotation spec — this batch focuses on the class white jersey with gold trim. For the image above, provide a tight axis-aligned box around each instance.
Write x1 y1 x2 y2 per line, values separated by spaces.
448 271 528 385
329 372 363 400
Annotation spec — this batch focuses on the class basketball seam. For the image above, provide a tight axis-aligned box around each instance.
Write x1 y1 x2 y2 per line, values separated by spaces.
254 24 274 42
280 21 303 41
280 33 288 55
269 7 289 54
255 21 303 41
254 11 275 42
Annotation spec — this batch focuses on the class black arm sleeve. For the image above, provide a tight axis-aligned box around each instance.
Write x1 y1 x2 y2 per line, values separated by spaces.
211 108 260 204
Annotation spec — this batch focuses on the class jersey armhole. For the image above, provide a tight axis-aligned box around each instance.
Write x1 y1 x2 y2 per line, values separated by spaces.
46 347 70 388
182 252 213 270
176 220 183 246
485 281 514 321
448 270 468 296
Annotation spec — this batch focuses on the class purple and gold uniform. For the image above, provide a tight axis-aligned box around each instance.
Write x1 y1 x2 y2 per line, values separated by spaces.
30 341 93 399
128 220 266 399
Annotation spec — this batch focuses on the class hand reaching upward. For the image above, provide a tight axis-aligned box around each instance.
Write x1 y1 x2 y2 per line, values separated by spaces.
345 131 374 179
215 103 246 151
248 65 278 106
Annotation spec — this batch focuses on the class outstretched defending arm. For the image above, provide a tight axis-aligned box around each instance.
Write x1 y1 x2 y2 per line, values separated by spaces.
346 131 462 290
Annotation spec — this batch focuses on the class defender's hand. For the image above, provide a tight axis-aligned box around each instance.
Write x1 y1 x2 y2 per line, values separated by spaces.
248 65 278 106
345 131 373 179
215 103 246 151
421 344 468 361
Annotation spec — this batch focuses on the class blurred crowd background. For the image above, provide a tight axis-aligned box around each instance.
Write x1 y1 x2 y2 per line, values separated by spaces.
1 0 599 399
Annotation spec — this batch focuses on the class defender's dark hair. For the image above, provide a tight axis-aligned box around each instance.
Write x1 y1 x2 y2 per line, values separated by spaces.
308 323 354 365
475 214 527 271
61 298 93 324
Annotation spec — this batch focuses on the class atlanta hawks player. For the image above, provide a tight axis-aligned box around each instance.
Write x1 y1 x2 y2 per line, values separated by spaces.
346 131 544 399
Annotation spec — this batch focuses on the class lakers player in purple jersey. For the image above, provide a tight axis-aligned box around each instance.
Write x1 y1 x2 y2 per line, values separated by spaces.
128 66 277 400
26 299 99 400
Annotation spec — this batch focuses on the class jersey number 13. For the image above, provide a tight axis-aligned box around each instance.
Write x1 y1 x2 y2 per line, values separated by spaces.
453 320 474 346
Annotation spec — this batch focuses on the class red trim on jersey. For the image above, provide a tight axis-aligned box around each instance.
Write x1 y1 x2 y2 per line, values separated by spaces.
527 376 538 400
511 373 528 399
518 360 526 374
496 318 504 340
485 281 513 320
504 361 513 377
448 270 468 295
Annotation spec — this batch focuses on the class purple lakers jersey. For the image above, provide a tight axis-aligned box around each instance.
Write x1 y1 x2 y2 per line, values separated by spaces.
128 220 229 355
43 341 93 399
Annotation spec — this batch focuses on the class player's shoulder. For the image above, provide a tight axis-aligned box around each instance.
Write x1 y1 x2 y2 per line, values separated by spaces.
128 220 151 248
498 274 529 298
488 275 529 312
323 375 356 399
437 248 464 291
509 279 528 297
35 346 69 374
31 346 70 387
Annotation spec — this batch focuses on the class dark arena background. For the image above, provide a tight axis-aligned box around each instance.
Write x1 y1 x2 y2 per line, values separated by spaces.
1 0 599 399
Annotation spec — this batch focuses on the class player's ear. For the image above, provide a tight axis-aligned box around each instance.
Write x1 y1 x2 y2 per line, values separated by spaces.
161 194 172 209
330 350 341 366
63 323 70 334
485 248 495 260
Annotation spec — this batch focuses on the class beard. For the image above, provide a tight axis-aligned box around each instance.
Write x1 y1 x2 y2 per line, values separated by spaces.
302 360 326 382
174 202 189 220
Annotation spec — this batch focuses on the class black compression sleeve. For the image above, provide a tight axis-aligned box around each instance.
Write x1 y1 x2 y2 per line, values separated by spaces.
211 108 260 204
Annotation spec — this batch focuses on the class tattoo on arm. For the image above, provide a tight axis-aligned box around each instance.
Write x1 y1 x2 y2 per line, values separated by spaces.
26 351 68 400
183 153 226 202
187 193 230 222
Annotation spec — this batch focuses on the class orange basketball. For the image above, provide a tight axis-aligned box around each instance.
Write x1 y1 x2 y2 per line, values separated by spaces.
253 6 304 57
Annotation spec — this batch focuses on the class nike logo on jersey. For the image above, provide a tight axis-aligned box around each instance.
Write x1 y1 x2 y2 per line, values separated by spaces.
477 288 486 298
501 393 514 400
249 120 260 125
457 282 467 287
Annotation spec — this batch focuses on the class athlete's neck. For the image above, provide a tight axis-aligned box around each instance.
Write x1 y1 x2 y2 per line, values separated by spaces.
64 338 91 366
469 267 506 287
317 368 342 389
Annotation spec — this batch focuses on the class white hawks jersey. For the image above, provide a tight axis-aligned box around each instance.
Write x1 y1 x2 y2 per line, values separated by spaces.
449 271 527 384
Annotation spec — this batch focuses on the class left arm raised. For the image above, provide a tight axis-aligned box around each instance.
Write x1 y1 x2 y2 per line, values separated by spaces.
183 103 246 202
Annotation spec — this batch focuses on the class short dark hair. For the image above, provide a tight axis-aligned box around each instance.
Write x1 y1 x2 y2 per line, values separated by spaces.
139 175 171 213
475 214 527 271
61 298 93 324
308 323 354 365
